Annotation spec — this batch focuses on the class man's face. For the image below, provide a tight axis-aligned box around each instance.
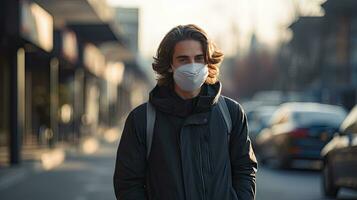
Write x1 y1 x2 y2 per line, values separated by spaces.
171 40 206 70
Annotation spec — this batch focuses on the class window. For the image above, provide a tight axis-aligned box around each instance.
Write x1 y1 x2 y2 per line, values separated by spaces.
0 54 10 165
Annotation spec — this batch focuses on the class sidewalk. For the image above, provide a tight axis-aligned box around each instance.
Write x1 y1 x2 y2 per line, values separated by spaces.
0 139 119 200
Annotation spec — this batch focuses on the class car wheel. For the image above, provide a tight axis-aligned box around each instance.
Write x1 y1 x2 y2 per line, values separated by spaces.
322 161 338 198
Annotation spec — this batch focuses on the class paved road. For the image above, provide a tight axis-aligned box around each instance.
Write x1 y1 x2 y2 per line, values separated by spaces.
256 165 357 200
1 142 357 200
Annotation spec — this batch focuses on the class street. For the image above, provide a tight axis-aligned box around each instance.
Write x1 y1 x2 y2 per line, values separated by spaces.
0 0 356 200
0 141 118 200
256 166 357 200
1 141 357 200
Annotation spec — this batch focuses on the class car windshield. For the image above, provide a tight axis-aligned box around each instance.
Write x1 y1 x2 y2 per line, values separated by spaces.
292 110 346 127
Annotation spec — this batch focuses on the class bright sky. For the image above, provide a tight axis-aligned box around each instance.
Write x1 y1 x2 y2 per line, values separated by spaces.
107 0 325 58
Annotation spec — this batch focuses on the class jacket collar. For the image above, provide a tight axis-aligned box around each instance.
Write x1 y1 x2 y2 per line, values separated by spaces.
149 82 222 117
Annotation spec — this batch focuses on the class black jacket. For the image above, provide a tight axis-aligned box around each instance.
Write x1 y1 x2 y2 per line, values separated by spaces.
114 82 257 200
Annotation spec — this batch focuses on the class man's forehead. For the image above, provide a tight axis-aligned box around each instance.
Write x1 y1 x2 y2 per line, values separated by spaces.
173 40 204 57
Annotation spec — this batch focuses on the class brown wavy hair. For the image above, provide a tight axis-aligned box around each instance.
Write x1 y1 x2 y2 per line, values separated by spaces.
152 24 224 86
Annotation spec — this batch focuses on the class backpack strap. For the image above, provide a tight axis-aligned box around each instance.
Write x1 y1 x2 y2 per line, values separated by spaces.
146 102 156 160
217 96 232 140
146 97 232 160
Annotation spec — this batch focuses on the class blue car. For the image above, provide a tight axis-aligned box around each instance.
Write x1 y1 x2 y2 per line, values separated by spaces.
256 102 347 169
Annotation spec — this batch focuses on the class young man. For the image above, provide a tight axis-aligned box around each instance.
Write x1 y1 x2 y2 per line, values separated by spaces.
113 24 257 200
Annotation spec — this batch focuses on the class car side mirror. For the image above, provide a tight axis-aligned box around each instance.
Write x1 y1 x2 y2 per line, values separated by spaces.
339 131 353 145
337 126 350 136
337 131 346 136
346 132 354 146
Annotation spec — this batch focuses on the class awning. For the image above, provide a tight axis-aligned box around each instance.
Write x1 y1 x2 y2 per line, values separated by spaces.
68 23 123 45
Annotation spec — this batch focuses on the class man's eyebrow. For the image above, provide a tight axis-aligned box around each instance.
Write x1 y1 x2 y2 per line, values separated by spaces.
175 55 189 59
175 54 204 59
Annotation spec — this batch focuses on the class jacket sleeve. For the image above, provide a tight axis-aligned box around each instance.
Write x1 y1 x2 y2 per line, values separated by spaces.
113 110 148 200
229 103 258 200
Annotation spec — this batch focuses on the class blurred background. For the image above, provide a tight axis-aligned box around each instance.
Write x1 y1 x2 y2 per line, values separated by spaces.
0 0 356 199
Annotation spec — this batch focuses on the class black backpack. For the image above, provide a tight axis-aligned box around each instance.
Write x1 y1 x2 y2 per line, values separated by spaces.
145 96 232 159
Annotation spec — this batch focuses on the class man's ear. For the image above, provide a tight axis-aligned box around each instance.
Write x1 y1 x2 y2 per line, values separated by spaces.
168 65 173 73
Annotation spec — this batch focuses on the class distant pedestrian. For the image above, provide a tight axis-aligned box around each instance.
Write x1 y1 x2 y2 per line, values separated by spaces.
114 24 257 200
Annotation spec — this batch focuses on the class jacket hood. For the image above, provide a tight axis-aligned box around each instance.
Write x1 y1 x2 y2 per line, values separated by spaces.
149 82 222 117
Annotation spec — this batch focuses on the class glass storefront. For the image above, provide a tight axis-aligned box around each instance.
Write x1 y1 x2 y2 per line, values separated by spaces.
20 0 55 160
23 49 52 149
58 70 76 143
0 54 10 166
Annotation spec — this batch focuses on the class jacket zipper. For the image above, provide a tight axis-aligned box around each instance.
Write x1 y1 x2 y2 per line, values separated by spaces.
198 138 207 200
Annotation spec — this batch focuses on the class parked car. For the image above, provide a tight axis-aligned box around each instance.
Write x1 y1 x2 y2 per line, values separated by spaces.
321 105 357 198
255 102 347 168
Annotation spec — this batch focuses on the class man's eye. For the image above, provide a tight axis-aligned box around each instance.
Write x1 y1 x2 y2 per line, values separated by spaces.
196 57 204 62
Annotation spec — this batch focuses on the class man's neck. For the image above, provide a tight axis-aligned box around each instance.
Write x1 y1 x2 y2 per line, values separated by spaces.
174 84 201 100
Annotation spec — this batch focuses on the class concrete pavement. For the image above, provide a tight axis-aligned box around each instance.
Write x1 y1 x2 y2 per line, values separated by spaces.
0 141 119 200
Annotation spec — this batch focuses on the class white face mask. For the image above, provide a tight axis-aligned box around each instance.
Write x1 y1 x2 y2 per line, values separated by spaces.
172 63 209 92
